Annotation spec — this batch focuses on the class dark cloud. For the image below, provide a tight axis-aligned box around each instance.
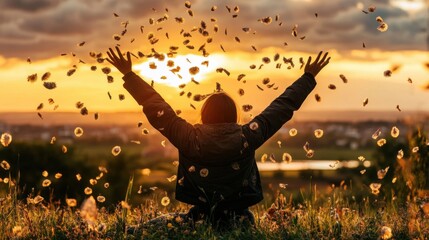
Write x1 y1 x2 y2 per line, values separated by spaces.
0 0 426 60
0 0 62 12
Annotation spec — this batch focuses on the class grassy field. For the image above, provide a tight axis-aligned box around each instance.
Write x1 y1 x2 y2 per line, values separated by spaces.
1 180 428 240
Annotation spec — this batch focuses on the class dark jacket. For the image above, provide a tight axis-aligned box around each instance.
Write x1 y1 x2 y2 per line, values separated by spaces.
123 72 316 210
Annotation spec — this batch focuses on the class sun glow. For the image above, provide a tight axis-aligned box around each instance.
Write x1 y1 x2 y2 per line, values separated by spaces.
391 0 425 13
134 54 226 87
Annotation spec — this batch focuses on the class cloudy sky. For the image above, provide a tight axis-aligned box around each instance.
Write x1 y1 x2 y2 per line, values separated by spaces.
0 0 428 120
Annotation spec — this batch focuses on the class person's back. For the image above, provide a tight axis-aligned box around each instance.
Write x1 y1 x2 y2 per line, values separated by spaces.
106 47 330 229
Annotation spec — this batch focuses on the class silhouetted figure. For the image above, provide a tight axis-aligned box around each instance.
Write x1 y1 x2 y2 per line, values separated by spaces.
107 47 330 230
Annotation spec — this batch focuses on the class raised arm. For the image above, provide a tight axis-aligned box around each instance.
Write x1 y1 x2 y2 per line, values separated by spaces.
106 47 195 154
244 51 330 149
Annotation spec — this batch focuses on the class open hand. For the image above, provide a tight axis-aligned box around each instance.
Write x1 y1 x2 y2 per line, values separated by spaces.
304 51 330 77
106 47 132 75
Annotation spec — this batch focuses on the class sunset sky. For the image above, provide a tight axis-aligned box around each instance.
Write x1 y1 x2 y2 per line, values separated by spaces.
0 0 428 121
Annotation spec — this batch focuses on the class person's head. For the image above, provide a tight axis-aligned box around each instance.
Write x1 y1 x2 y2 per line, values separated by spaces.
200 92 238 124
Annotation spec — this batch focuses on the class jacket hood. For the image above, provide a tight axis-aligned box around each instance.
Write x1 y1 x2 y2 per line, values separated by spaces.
194 123 245 165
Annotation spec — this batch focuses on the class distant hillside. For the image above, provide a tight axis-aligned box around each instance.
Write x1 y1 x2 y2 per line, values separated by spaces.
0 110 428 126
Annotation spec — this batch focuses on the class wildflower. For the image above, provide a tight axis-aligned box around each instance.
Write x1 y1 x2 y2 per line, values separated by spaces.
81 196 97 230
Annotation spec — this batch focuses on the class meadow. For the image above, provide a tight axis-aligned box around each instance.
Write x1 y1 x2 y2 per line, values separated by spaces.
0 125 428 239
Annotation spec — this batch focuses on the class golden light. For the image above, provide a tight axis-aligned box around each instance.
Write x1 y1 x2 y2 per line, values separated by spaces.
133 54 226 87
391 0 425 13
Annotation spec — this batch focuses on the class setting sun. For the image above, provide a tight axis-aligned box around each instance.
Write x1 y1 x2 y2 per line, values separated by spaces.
134 54 226 87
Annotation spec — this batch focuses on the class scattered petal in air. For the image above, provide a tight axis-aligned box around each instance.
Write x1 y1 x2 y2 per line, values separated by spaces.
55 173 62 179
161 196 170 206
89 179 97 185
41 72 51 81
377 138 387 147
62 145 68 153
250 122 259 131
282 152 292 163
363 98 369 107
42 170 48 177
397 149 404 159
84 187 93 195
314 129 323 138
391 126 399 138
380 226 392 240
27 73 37 82
167 175 177 182
306 149 315 158
360 169 366 174
279 183 288 189
370 183 381 195
0 133 12 147
96 196 106 203
141 168 151 176
377 22 388 32
358 156 366 161
328 84 336 90
259 17 272 24
142 128 149 135
372 128 381 139
412 146 419 153
189 66 200 75
287 129 298 138
303 142 310 152
1 160 11 170
200 168 209 177
384 70 392 77
242 105 253 112
231 162 240 170
42 179 51 187
76 174 82 181
339 74 348 83
74 127 84 137
377 166 389 179
277 140 282 148
392 177 397 183
261 154 268 163
104 183 110 188
43 82 57 90
315 94 321 102
33 195 44 204
188 166 195 172
111 146 121 156
66 198 77 207
37 103 43 110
